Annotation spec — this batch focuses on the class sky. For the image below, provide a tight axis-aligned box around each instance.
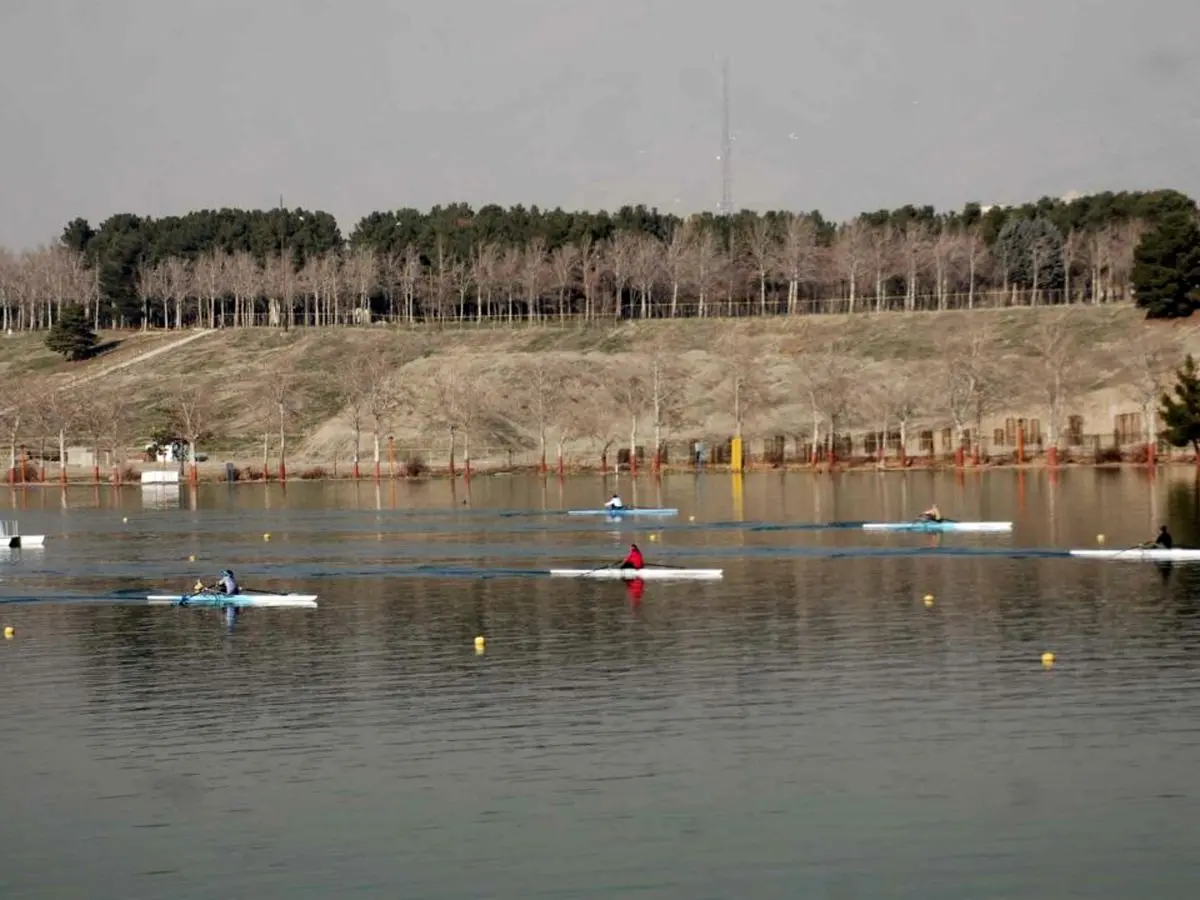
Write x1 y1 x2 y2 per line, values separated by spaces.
1 0 1197 249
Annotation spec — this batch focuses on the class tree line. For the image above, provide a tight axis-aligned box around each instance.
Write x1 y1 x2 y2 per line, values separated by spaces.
2 310 1191 483
1 190 1196 333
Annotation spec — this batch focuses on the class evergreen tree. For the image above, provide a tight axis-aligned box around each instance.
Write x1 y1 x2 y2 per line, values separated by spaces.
1132 211 1200 318
45 305 98 361
1159 354 1200 454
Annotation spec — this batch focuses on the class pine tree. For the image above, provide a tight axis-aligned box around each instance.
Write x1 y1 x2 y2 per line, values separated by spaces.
1159 354 1200 454
1132 211 1200 318
44 305 98 361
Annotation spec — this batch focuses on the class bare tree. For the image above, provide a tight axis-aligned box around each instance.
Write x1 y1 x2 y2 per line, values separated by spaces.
337 354 376 478
644 346 689 468
1022 312 1091 464
937 323 1002 463
607 357 648 472
169 379 216 483
507 355 564 473
521 238 548 322
0 398 23 483
267 369 296 479
663 222 695 318
832 220 869 313
863 365 926 465
548 243 578 321
865 223 899 312
717 331 778 440
43 391 82 483
776 213 821 315
100 393 136 484
742 217 777 315
420 361 496 474
793 346 857 465
1122 330 1181 461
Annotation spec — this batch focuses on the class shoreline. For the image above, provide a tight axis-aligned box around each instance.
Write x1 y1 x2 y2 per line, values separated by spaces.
4 455 1195 488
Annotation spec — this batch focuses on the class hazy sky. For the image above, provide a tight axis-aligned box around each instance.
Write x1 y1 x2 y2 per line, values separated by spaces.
1 0 1197 249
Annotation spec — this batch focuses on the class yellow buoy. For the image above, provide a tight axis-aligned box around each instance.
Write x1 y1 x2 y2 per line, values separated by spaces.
263 533 271 541
474 635 486 654
1041 651 1055 667
923 595 934 607
688 515 695 522
122 517 128 523
1097 534 1105 544
188 554 196 562
3 626 14 639
649 534 657 542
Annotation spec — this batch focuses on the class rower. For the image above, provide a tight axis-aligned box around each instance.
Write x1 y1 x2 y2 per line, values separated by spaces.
1155 525 1173 549
619 542 644 570
920 504 943 522
604 493 625 511
218 569 240 595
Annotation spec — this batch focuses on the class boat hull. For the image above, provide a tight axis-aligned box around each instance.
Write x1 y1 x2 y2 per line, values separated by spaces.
147 592 319 608
549 567 723 580
862 521 1012 533
566 508 679 517
1069 549 1200 562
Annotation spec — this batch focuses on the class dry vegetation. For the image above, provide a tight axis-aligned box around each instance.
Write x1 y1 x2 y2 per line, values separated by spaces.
1 303 1197 480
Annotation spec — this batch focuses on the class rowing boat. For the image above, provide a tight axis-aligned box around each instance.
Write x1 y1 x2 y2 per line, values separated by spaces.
566 508 679 517
146 591 319 608
549 567 723 580
862 521 1012 533
1069 548 1200 562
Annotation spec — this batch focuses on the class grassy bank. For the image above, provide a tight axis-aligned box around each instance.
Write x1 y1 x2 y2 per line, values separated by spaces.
2 305 1197 474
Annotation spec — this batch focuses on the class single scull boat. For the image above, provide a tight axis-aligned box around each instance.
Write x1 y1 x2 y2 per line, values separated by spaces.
1069 548 1200 562
566 508 679 517
862 521 1012 533
146 591 319 608
549 567 723 581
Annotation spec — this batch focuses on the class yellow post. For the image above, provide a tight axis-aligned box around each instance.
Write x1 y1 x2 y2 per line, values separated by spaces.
732 472 745 522
730 436 743 472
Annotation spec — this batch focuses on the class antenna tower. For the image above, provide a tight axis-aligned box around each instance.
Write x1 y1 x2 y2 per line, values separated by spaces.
720 57 732 217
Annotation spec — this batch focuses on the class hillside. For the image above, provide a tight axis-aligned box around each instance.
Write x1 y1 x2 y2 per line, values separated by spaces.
2 305 1196 473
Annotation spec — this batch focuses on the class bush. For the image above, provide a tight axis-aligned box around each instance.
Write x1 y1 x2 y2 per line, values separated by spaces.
404 454 426 477
300 466 328 480
241 465 264 481
44 305 98 361
1095 446 1123 464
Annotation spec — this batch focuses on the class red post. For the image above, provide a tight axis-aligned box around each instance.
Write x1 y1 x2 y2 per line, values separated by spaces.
955 446 965 468
279 461 287 483
1147 442 1157 467
1015 426 1025 465
1047 446 1059 468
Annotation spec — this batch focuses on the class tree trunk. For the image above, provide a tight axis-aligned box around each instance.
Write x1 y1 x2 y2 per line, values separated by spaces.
352 424 361 479
373 429 382 480
629 415 637 476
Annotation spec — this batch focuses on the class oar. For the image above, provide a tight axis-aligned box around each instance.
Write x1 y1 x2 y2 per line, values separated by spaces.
583 561 620 576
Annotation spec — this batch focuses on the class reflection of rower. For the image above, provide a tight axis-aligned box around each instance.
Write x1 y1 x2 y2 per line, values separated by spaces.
919 504 943 523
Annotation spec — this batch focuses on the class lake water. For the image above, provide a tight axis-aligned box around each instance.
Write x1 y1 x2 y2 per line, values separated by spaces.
2 470 1200 899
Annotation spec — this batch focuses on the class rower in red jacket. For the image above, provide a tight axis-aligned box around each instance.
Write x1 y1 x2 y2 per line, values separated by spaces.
620 543 645 570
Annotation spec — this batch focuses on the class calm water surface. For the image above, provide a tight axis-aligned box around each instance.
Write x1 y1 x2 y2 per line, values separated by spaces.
2 471 1200 899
